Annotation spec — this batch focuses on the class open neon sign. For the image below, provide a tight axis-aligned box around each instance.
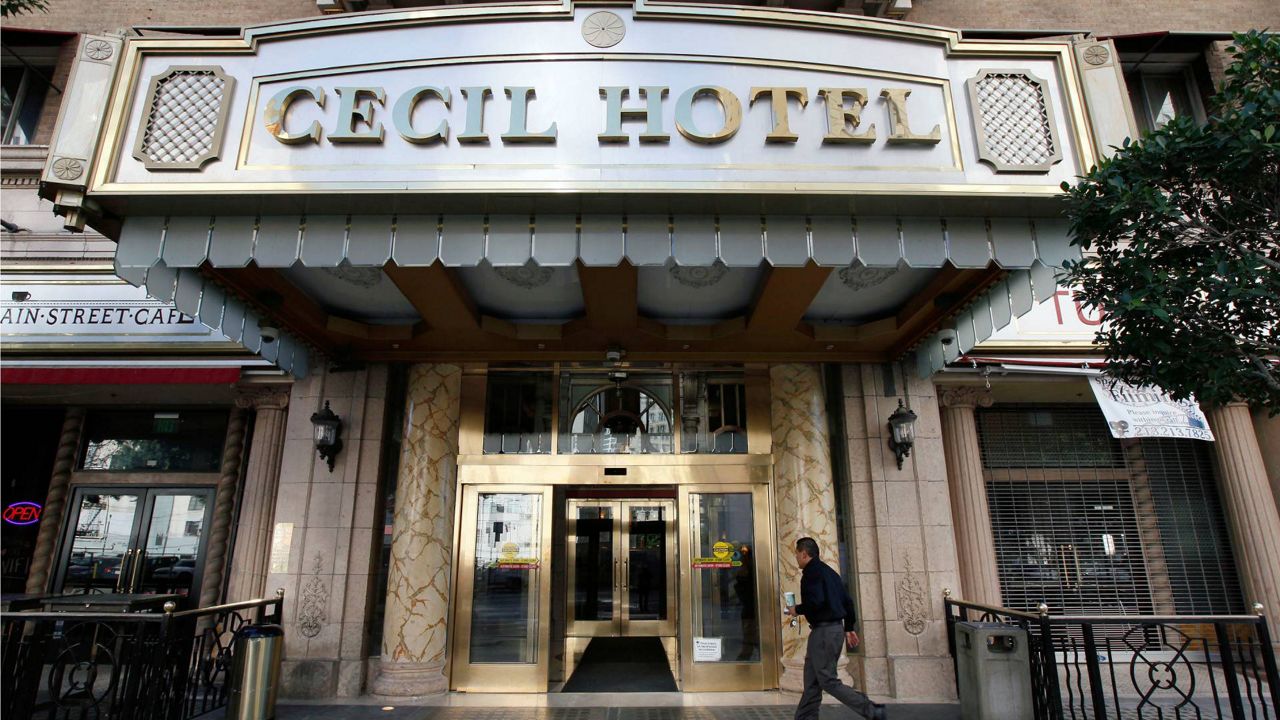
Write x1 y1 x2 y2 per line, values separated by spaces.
3 501 42 526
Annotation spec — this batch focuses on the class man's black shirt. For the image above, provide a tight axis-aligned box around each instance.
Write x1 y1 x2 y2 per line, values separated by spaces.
795 558 857 632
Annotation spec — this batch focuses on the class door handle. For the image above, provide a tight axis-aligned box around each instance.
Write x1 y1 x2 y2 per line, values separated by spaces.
623 557 629 593
115 550 133 592
130 549 146 592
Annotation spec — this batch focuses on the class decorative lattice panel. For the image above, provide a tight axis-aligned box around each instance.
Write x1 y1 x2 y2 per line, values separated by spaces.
967 70 1062 173
134 67 232 170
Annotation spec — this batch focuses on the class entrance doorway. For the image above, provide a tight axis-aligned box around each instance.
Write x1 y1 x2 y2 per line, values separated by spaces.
53 486 215 603
567 498 677 638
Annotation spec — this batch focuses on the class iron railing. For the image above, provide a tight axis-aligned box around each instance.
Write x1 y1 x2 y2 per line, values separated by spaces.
2 590 284 720
945 592 1280 720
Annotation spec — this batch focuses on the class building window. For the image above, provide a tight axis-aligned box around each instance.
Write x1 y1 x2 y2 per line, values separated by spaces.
483 371 553 454
1 48 57 146
978 405 1242 621
559 371 673 454
1127 70 1205 133
79 409 230 472
679 371 748 453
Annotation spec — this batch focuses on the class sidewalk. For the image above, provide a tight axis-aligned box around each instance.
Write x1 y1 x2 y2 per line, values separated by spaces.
212 700 960 719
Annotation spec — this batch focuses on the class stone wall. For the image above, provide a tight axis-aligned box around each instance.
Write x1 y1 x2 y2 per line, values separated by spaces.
265 363 390 698
840 364 960 701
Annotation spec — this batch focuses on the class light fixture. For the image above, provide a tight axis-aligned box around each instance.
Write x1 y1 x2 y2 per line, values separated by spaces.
310 400 344 472
887 399 917 470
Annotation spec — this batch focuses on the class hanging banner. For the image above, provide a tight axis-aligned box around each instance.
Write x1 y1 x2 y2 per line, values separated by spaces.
1088 377 1214 442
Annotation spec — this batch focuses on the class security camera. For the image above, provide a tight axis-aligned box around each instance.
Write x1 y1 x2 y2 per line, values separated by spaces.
938 328 958 346
605 347 624 363
260 323 279 344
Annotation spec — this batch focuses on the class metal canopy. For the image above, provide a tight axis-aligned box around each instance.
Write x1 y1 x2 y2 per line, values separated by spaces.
112 213 1077 378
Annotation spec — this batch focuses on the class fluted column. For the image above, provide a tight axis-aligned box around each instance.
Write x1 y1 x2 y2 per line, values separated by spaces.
25 407 85 594
771 364 842 692
199 407 249 609
372 364 462 696
938 387 1002 607
1206 403 1280 649
226 385 291 602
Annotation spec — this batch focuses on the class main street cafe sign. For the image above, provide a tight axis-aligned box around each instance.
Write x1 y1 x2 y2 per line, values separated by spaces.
54 1 1098 199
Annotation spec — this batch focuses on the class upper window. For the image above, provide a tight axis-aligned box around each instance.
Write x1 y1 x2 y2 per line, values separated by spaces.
561 374 674 455
1127 71 1205 133
80 409 230 472
1 41 60 146
483 371 554 454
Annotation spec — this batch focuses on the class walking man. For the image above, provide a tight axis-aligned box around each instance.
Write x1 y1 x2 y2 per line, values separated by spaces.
785 537 887 720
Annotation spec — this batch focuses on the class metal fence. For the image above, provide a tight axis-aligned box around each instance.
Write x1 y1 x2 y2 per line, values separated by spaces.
2 591 284 720
945 593 1280 720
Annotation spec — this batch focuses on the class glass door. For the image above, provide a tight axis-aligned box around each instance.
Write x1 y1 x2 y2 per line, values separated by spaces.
566 499 676 638
451 485 553 692
621 500 676 637
678 484 778 691
54 487 215 602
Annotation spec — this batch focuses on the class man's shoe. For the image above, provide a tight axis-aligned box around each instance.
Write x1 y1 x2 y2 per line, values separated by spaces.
868 703 888 720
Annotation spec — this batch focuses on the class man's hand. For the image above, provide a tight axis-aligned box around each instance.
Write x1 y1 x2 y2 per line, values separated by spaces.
784 606 797 617
845 631 860 649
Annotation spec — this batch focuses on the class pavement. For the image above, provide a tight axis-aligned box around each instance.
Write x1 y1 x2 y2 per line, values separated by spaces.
209 702 961 719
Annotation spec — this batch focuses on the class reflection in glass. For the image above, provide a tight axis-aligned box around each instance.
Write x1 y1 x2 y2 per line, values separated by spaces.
627 504 668 622
470 493 543 663
80 410 229 472
560 373 673 454
573 505 614 621
483 372 553 454
62 493 140 594
679 373 749 454
137 494 207 597
690 493 759 663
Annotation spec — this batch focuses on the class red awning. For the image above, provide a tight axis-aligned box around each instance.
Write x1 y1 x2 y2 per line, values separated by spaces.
0 367 242 385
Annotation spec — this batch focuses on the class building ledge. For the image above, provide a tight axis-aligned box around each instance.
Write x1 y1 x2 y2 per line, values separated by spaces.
1 145 49 176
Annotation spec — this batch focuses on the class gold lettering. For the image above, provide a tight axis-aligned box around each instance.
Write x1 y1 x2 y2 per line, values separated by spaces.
675 86 742 144
328 87 386 144
501 87 557 143
881 88 941 144
264 86 325 145
749 87 808 143
393 86 450 144
817 88 875 145
598 86 669 143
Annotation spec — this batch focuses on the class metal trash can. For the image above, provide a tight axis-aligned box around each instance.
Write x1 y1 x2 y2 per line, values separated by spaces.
955 622 1034 720
227 624 284 720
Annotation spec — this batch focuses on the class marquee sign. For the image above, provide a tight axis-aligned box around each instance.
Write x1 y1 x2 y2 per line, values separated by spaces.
50 2 1098 198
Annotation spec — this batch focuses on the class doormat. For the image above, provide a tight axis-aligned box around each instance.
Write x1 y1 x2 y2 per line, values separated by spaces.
561 637 679 693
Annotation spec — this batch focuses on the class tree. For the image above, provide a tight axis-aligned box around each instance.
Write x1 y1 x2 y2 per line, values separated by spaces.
1062 30 1280 412
1 0 50 17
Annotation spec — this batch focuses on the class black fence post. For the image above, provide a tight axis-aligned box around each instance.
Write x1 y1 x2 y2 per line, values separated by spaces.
1080 623 1108 720
1038 604 1064 720
1215 621 1248 720
945 590 960 690
1253 607 1280 712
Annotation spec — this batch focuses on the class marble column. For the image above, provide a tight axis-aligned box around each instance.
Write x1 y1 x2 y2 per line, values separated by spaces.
25 407 85 594
1206 403 1280 650
771 364 842 692
198 408 249 609
227 385 291 602
938 387 1002 607
372 364 462 696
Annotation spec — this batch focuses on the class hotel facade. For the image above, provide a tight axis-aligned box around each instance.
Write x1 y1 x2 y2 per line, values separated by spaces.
3 0 1279 702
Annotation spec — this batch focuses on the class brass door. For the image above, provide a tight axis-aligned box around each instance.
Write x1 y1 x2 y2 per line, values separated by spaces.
678 483 778 691
566 499 677 638
450 484 554 692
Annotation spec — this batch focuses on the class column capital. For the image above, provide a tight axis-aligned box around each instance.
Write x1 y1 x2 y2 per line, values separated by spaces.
234 384 291 411
939 386 994 410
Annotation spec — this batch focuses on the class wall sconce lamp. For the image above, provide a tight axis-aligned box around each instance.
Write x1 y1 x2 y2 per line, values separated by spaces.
310 400 344 472
887 399 918 470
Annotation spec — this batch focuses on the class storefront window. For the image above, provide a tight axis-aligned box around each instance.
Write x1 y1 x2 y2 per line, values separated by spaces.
560 373 673 454
80 409 229 472
470 492 544 663
1 406 62 594
679 371 748 453
688 492 760 663
483 372 553 454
